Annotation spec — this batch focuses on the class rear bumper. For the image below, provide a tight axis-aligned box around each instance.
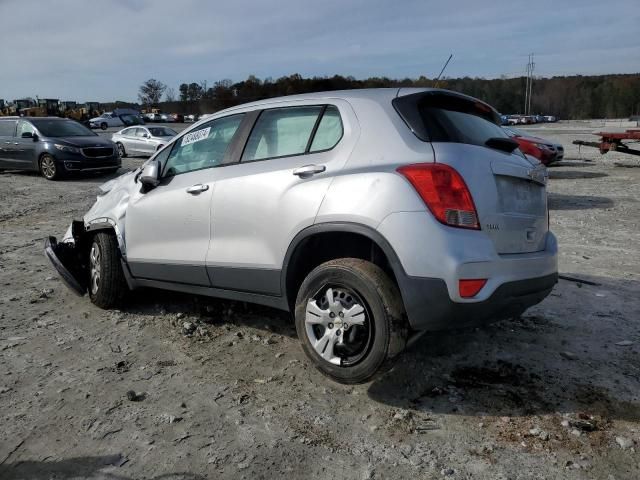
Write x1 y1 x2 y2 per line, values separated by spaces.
377 211 558 331
398 272 557 331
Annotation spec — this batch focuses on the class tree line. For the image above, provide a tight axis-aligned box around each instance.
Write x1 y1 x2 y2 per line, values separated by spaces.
138 73 640 119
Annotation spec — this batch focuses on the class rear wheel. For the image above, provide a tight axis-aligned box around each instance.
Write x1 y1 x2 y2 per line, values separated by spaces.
88 232 127 309
39 154 61 180
295 258 407 384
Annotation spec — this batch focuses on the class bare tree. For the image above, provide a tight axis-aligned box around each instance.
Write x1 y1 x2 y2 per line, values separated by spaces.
138 79 167 106
164 87 176 102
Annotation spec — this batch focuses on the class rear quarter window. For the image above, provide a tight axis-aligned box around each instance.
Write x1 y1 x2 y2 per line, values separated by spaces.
393 92 507 147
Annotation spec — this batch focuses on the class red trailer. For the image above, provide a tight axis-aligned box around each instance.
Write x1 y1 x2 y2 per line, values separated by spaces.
573 128 640 156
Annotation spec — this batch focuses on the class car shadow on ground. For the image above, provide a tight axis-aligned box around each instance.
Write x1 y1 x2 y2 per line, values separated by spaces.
548 192 614 210
548 170 608 180
122 287 295 338
0 455 206 480
367 273 640 423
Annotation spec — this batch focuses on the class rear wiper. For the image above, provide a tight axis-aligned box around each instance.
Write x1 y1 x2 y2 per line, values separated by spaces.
485 137 519 153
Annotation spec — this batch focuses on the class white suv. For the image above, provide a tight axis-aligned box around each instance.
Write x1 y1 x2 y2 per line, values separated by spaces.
46 88 557 383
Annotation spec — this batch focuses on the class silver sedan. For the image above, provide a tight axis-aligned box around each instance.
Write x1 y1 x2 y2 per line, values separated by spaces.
112 126 177 157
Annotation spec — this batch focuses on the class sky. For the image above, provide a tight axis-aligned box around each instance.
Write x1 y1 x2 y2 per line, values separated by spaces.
0 0 638 102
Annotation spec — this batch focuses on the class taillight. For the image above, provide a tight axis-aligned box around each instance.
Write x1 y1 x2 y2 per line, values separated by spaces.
397 163 480 229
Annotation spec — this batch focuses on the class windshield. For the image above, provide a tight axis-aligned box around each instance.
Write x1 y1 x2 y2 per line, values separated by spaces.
149 127 177 137
32 120 96 137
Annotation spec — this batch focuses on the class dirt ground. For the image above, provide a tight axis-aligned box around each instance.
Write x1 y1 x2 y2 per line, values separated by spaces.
1 120 639 480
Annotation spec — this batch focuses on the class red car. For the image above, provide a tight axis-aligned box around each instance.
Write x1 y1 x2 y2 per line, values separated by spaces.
503 127 564 165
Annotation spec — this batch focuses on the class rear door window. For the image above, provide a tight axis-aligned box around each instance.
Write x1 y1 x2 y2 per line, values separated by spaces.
393 92 507 147
0 120 17 137
242 106 323 162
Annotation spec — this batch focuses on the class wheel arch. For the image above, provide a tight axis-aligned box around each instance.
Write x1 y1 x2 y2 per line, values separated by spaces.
84 219 126 257
281 222 408 312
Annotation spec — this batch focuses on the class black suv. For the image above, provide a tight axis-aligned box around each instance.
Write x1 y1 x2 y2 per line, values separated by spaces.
0 117 120 180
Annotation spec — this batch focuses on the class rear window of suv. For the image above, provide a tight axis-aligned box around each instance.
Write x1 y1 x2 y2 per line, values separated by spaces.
393 92 508 147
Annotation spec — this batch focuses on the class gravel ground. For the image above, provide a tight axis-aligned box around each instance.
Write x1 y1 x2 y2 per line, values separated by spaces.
1 120 639 479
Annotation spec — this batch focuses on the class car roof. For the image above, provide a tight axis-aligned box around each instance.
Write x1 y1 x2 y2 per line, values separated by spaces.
213 87 490 117
24 117 69 121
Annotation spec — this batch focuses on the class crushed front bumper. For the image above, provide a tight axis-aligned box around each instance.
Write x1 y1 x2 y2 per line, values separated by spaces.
44 236 86 296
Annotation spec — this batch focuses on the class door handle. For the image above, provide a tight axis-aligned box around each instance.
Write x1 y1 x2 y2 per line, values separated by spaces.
293 164 326 178
186 184 209 194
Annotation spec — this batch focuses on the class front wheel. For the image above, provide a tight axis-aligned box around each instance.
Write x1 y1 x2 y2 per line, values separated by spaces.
116 142 126 158
295 258 407 384
39 154 61 180
100 122 108 130
88 232 127 309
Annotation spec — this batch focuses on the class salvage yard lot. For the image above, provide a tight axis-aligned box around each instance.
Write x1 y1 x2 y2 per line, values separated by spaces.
1 120 639 479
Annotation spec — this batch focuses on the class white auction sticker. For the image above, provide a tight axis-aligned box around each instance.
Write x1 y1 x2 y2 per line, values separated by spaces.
181 127 211 146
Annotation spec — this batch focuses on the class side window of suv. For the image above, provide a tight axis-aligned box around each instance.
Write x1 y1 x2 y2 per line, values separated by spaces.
163 113 245 177
242 106 323 162
309 105 343 152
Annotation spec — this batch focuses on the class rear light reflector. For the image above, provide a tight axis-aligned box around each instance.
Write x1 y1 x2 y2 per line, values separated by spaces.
397 163 480 229
459 279 487 298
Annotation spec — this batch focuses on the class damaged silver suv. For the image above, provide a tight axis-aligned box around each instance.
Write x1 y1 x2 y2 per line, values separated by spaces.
46 88 557 383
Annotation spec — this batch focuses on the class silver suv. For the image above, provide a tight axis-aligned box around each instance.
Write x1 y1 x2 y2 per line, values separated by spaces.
45 88 557 383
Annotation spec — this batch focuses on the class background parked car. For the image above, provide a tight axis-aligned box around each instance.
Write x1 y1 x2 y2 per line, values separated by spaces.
160 113 175 123
503 127 564 165
184 114 197 122
112 125 177 157
89 112 125 130
171 113 184 123
0 116 119 179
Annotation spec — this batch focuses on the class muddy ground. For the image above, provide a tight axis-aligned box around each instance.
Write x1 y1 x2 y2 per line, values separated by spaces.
1 120 639 479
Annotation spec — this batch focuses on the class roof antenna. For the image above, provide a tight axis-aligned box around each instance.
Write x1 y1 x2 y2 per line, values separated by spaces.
434 54 453 88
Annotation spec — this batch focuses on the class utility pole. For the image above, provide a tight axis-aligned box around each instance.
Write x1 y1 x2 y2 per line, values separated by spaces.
524 53 535 115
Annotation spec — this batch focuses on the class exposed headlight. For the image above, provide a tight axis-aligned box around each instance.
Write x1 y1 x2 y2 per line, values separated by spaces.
54 144 81 154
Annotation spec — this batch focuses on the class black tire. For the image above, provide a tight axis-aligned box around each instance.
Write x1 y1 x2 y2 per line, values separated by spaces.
295 258 407 384
116 142 127 158
39 154 62 180
88 232 127 309
100 122 108 130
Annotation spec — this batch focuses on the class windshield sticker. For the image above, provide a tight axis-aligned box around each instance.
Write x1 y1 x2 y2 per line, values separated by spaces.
181 127 211 146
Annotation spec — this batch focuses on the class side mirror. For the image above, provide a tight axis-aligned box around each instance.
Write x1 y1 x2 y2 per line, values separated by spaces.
21 131 34 139
143 133 150 138
139 160 160 188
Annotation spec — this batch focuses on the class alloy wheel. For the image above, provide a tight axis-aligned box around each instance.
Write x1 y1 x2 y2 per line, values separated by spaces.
304 286 373 366
89 243 101 295
40 156 56 179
